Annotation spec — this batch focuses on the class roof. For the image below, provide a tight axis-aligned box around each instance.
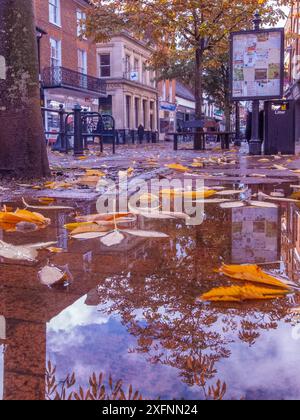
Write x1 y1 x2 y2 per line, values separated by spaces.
176 81 195 102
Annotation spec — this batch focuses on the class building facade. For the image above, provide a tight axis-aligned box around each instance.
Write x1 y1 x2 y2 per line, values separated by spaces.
285 3 300 141
158 80 177 140
34 0 106 133
96 33 159 136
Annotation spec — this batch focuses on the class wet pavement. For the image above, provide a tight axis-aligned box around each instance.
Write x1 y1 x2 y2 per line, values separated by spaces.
1 142 300 400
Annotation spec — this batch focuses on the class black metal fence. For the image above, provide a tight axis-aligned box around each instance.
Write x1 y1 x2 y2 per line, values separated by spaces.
42 105 116 155
42 105 159 155
173 131 236 151
116 129 158 145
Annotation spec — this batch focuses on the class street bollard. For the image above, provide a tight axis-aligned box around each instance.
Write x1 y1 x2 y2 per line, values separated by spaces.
73 104 84 156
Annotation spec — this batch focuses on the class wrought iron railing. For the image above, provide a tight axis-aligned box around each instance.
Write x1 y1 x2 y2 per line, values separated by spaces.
42 66 106 95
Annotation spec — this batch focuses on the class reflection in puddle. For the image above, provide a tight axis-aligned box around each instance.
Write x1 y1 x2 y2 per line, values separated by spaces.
1 182 300 400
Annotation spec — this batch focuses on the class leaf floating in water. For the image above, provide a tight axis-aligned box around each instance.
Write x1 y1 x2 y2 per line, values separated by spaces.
124 229 169 239
72 231 108 240
0 240 56 262
38 197 56 205
200 285 289 303
22 198 73 211
76 212 134 224
258 192 300 203
249 201 278 209
0 207 50 227
100 230 125 247
219 264 290 289
220 202 245 209
39 265 66 286
216 189 247 196
47 247 64 253
64 222 98 231
70 223 110 236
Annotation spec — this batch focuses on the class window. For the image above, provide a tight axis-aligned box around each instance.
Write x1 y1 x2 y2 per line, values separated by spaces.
99 54 111 77
162 81 166 100
49 0 61 26
125 55 131 74
126 96 131 128
77 10 86 37
50 38 61 67
169 82 173 101
142 62 147 85
134 58 139 71
135 98 140 128
78 49 87 74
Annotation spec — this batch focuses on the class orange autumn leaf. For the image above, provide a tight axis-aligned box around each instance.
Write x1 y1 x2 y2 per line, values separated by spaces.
70 224 110 236
219 264 290 290
201 285 289 303
64 222 97 231
0 208 50 227
47 247 64 253
85 169 106 177
76 212 132 223
161 189 217 199
166 163 189 172
38 197 56 204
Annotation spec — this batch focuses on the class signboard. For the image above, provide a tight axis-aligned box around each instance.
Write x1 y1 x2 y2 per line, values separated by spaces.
230 28 284 101
130 71 139 82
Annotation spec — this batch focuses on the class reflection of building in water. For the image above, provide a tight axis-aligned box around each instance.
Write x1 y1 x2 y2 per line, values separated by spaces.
281 203 300 281
231 207 279 264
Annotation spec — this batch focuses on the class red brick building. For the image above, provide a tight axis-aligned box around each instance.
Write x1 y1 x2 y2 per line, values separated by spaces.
33 0 106 132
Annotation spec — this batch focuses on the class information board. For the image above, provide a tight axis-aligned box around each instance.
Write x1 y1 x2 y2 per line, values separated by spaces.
230 28 284 101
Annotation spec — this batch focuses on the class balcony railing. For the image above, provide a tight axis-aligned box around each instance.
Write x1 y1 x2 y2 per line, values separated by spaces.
42 66 106 96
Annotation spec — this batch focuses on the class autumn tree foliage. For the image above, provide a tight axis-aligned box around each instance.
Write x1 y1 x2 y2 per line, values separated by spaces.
86 0 291 148
0 0 50 179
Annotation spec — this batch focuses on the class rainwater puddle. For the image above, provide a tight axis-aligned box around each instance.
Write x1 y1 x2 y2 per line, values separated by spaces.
1 181 300 400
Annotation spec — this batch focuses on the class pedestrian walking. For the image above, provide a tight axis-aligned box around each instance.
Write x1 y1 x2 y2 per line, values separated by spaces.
138 124 145 144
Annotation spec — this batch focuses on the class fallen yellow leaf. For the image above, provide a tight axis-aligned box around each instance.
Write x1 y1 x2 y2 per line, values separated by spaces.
201 285 289 302
64 222 96 231
0 208 50 227
70 224 110 236
85 169 106 177
166 163 189 172
161 189 217 199
47 247 64 253
38 197 56 204
219 264 289 289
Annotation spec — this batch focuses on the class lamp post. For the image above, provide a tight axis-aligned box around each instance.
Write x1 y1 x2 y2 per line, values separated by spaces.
234 101 241 146
249 11 262 155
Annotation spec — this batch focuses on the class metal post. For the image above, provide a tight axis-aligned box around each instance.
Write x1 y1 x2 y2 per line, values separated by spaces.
58 104 67 152
73 104 83 156
249 11 262 155
234 101 241 147
174 133 178 151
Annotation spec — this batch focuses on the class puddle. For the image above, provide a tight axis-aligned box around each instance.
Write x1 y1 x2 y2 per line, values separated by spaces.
1 180 300 400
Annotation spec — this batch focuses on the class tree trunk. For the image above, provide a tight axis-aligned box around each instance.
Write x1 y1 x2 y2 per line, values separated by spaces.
194 46 204 150
0 0 50 178
224 103 231 132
